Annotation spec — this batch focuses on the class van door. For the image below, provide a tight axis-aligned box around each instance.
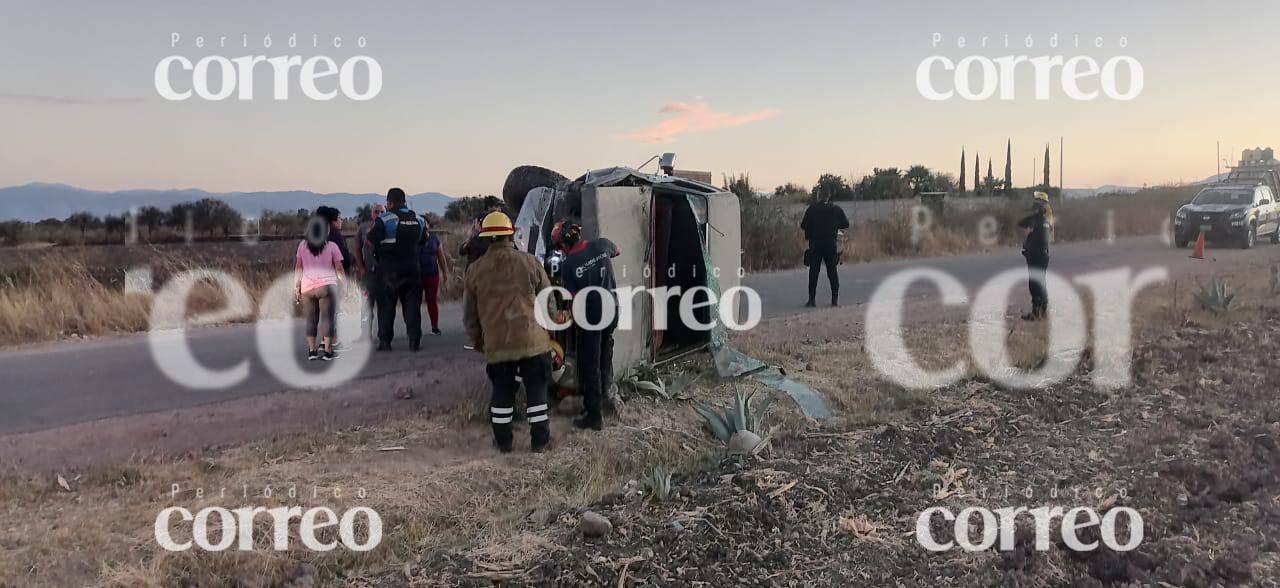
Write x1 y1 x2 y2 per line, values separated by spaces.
584 185 653 375
705 193 743 321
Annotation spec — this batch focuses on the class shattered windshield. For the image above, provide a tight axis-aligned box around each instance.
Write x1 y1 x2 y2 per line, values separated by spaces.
1194 189 1253 205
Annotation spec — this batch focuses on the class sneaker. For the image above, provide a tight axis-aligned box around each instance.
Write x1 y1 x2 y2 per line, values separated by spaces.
431 328 442 336
376 341 392 352
322 350 337 361
804 300 817 308
307 349 321 361
572 416 604 431
330 342 345 353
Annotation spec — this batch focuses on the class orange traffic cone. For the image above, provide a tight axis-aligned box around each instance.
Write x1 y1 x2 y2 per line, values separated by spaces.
1189 231 1205 259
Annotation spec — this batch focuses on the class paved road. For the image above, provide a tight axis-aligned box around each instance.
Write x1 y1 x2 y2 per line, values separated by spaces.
0 235 1268 435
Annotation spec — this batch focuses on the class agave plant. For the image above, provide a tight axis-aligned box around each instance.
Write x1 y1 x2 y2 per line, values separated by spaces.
622 362 695 400
1195 276 1235 314
642 464 675 502
691 389 775 443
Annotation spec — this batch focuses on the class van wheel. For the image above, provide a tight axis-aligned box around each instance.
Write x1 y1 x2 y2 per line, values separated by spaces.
1241 224 1256 249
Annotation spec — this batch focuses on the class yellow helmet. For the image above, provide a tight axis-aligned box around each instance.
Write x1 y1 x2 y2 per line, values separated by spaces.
1033 191 1050 203
477 211 515 237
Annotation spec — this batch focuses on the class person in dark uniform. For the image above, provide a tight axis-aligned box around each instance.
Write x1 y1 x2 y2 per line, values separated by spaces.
1018 191 1054 321
799 191 850 307
366 188 427 351
551 221 620 431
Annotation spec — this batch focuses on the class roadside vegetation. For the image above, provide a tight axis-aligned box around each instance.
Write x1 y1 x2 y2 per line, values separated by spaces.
0 180 1197 346
740 181 1196 271
1 256 1276 586
0 225 470 346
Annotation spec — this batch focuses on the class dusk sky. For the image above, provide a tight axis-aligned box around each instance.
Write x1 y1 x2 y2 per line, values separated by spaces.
2 0 1276 195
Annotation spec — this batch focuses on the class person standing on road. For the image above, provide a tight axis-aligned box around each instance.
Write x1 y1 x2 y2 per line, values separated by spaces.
800 191 850 307
367 188 427 351
294 216 346 361
317 206 352 349
459 196 509 350
551 221 620 431
419 230 450 336
1019 191 1054 321
318 206 353 275
353 203 386 341
463 211 554 453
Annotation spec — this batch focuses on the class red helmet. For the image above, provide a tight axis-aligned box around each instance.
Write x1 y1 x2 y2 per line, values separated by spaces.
551 220 582 249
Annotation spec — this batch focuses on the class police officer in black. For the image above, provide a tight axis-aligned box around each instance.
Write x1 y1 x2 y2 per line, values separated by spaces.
1018 192 1053 321
366 187 428 351
800 190 850 307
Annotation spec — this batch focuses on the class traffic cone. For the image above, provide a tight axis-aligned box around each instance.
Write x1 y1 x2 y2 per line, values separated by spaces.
1189 231 1205 260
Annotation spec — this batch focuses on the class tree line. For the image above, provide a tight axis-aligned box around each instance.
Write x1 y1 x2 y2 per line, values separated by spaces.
724 139 1057 203
0 197 462 246
0 198 249 245
724 166 957 203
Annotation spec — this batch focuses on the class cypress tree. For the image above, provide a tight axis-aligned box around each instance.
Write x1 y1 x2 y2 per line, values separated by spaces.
959 148 966 194
1004 139 1012 195
1043 144 1051 188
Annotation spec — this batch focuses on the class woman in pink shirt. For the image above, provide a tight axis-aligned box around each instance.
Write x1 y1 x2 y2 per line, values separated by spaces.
295 228 346 360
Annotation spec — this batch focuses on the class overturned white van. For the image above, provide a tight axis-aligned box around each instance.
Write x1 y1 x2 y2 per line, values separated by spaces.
504 163 832 420
509 166 741 369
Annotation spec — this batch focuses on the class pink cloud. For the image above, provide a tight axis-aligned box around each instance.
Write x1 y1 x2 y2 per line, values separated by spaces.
619 101 781 143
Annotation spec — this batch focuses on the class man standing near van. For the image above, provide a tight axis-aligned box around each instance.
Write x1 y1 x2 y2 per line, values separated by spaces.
367 188 427 351
551 221 620 431
800 191 849 307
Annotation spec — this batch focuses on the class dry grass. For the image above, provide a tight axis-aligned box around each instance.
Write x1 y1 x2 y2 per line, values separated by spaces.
5 253 1272 586
0 373 735 587
0 224 471 346
740 255 1276 432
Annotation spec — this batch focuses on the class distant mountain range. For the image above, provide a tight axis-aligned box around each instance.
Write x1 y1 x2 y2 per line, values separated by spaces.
0 183 456 222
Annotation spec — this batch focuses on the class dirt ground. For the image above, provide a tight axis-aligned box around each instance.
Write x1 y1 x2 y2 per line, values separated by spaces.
399 305 1280 586
2 257 1279 586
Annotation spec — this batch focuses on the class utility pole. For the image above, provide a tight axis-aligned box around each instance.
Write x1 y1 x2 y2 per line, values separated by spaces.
1059 137 1064 193
1217 141 1221 179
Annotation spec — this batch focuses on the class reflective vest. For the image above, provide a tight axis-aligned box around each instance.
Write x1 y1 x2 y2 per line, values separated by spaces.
374 207 425 273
